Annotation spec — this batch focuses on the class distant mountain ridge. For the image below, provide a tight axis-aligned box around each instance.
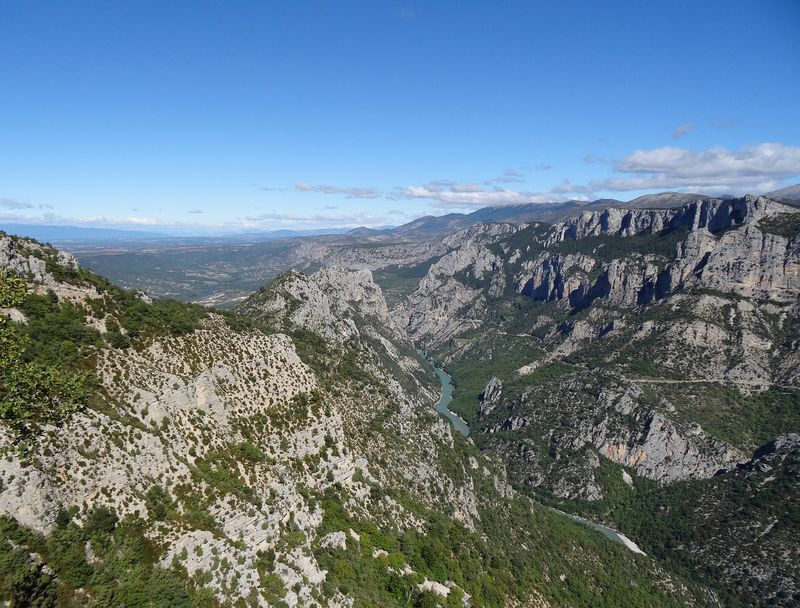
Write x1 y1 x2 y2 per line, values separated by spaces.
6 185 798 246
766 183 800 205
0 223 355 245
378 194 703 238
374 185 799 238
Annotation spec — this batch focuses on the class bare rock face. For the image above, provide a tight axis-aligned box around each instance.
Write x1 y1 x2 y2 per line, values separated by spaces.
555 206 673 241
690 223 800 302
393 223 520 347
598 410 743 483
555 194 788 242
0 234 77 285
239 266 399 343
478 377 503 418
521 196 800 310
516 254 595 305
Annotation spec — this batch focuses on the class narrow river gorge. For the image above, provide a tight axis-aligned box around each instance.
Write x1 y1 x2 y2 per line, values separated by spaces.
424 354 646 555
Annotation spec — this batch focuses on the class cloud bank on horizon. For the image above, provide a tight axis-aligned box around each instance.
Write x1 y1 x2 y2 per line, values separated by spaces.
3 141 800 231
395 142 800 210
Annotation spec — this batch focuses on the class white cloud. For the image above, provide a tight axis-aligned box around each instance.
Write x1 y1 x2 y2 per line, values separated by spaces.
399 184 571 209
86 215 167 226
672 123 694 140
295 182 380 199
243 210 389 227
0 197 35 210
0 208 181 227
450 182 485 193
396 142 800 211
608 142 800 192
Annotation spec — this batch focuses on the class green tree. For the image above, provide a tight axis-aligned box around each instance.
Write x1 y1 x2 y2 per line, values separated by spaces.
0 272 90 452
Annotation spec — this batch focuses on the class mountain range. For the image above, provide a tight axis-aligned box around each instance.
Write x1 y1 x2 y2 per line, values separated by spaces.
1 189 798 606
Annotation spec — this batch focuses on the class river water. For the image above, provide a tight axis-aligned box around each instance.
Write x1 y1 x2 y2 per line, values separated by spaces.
422 353 645 554
422 355 470 436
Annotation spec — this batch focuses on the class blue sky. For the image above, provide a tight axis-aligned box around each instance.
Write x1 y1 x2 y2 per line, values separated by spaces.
1 0 799 233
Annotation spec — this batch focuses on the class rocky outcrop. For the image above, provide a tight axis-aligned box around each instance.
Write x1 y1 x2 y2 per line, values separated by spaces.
239 266 399 343
393 223 520 347
479 377 503 417
554 195 788 242
598 410 742 483
518 197 800 310
482 377 747 500
516 254 595 306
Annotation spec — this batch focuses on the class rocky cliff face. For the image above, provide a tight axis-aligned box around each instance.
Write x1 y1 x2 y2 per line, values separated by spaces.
238 266 399 343
516 196 800 312
554 194 777 240
1 233 715 607
394 196 797 350
392 223 523 348
384 195 799 606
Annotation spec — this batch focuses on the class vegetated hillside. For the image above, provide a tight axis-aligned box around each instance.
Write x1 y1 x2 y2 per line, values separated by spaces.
0 232 718 607
388 195 800 606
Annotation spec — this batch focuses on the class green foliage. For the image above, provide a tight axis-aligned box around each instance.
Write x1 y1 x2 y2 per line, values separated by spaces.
83 506 118 535
20 292 101 368
0 509 204 607
145 485 175 521
0 236 214 449
233 440 267 463
0 343 90 433
194 450 260 506
643 383 800 449
314 486 706 608
0 276 92 451
288 327 332 377
549 227 689 262
29 247 208 343
0 271 27 307
115 296 206 340
433 333 546 423
373 258 442 308
758 213 800 238
582 454 797 606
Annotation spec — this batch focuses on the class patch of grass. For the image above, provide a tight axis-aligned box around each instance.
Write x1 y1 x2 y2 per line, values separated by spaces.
758 213 800 238
643 383 800 450
550 227 689 262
